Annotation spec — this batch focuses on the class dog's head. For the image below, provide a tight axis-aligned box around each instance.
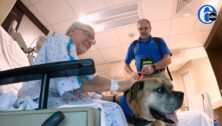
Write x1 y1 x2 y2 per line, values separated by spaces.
126 77 184 124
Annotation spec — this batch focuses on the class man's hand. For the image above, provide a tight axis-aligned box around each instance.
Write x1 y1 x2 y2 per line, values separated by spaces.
141 65 155 75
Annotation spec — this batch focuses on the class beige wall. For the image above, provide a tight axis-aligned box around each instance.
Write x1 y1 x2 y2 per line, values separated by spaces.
96 61 128 80
191 58 221 103
171 71 189 107
96 63 111 78
172 57 221 107
0 0 16 25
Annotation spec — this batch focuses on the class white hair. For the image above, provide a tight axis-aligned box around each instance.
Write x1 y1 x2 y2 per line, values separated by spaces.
65 21 83 35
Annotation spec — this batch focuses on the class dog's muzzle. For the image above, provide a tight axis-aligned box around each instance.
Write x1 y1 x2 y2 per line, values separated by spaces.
150 108 176 124
149 91 184 124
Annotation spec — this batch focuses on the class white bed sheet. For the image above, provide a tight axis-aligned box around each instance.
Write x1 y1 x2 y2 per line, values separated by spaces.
0 26 29 70
0 26 29 96
177 110 213 126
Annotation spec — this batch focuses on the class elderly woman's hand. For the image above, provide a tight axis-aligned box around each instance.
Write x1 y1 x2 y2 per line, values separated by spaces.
118 79 135 92
61 90 89 100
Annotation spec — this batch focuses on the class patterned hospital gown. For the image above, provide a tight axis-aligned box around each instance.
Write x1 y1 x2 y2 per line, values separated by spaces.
16 35 128 126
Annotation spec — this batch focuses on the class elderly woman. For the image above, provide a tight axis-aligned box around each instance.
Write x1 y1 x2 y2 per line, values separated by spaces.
15 22 133 126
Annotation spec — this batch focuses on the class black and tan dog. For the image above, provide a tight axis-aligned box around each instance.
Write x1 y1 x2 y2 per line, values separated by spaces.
118 78 184 126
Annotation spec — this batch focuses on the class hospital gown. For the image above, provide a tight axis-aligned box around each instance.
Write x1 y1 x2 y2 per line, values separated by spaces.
15 35 128 126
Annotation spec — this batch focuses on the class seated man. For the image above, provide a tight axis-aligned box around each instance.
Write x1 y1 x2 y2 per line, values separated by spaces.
15 21 134 126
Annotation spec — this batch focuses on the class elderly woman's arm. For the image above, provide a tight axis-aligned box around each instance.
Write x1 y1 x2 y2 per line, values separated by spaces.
81 75 134 92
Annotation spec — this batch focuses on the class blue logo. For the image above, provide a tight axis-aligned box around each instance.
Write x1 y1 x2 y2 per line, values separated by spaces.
198 5 217 24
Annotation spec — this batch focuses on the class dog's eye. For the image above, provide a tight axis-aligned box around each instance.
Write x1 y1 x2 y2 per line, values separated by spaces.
156 87 165 93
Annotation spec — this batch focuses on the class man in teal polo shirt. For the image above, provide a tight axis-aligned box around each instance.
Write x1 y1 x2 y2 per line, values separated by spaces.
124 18 172 80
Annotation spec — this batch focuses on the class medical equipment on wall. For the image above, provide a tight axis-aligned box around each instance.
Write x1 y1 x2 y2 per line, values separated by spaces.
8 20 34 54
8 20 48 64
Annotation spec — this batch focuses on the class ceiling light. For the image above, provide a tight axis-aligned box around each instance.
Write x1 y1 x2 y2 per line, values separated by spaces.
79 16 95 29
78 2 141 32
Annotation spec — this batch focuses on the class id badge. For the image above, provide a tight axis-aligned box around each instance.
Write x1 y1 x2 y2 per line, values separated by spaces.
140 58 152 71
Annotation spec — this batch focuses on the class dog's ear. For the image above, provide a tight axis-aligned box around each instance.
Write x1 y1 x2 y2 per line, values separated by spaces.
129 80 144 103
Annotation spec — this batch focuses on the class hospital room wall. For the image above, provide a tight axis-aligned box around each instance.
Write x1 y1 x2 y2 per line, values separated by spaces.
0 0 16 25
172 57 221 108
171 72 189 109
96 63 111 78
96 61 128 80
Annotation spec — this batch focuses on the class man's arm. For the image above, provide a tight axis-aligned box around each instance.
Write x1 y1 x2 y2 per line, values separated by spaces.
124 63 140 80
141 55 171 75
153 55 171 70
124 42 139 79
124 63 134 76
154 38 172 69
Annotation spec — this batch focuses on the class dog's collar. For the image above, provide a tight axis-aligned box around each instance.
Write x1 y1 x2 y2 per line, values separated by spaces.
119 96 152 126
119 96 134 117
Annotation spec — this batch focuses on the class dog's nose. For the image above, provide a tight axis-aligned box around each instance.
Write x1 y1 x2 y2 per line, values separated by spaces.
174 91 184 99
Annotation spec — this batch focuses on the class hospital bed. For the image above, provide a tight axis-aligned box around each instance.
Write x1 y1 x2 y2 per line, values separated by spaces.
0 59 101 126
0 61 214 126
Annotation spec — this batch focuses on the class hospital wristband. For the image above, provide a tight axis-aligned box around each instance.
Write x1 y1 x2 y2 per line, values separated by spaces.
110 80 119 92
